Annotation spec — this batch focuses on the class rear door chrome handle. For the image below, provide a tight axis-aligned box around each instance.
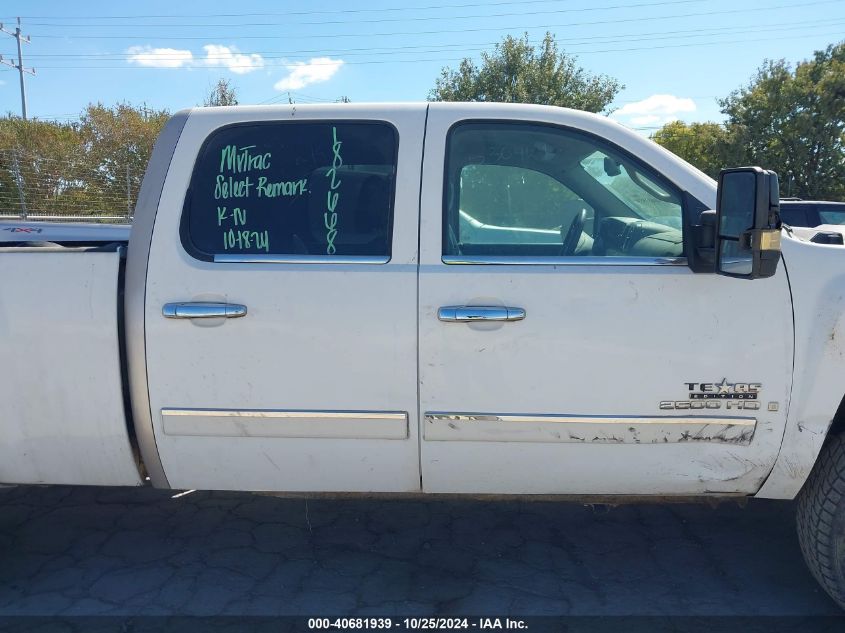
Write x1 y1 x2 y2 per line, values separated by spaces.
162 302 247 319
438 305 525 322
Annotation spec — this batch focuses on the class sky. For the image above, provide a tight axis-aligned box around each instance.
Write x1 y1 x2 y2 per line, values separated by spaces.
0 0 843 134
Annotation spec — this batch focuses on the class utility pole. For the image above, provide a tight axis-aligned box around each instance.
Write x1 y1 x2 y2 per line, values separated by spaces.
0 18 35 120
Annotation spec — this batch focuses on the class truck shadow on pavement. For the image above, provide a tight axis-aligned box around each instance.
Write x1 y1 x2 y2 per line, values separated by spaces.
0 486 840 616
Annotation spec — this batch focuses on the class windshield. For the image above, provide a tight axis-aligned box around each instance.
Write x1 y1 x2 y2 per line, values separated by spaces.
819 207 845 225
580 150 683 229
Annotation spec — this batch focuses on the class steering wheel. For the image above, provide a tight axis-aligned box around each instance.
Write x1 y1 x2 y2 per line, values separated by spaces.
560 208 587 256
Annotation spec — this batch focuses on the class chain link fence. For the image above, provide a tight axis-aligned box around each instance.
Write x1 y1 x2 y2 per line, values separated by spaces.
0 148 137 223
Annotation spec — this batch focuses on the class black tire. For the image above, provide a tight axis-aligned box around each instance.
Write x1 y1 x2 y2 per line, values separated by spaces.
796 433 845 608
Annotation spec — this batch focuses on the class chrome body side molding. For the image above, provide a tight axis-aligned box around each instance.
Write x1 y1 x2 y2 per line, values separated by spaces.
162 409 409 440
424 413 756 445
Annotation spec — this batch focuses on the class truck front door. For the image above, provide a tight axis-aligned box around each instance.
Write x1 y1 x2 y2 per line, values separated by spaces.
143 106 425 491
418 105 794 495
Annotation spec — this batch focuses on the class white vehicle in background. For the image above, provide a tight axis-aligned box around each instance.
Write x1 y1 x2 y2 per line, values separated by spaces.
2 103 845 607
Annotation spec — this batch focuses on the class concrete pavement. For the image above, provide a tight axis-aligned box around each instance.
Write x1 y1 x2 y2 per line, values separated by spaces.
0 486 840 616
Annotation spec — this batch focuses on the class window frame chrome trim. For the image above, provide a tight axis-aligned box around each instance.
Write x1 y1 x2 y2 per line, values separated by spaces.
441 255 688 266
213 254 391 265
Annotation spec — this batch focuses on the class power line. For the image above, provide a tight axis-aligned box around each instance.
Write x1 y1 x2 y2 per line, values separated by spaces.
21 17 844 60
22 29 845 69
24 20 844 68
0 18 34 119
0 0 708 20
19 0 708 28
24 0 841 40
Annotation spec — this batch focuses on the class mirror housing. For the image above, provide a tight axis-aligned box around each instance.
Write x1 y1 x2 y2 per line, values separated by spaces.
603 156 622 177
688 209 716 272
715 167 781 279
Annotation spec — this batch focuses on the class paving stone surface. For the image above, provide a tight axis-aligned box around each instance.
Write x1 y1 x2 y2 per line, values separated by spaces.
0 486 840 616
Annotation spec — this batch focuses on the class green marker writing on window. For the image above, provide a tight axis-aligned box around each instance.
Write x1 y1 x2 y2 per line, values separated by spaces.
324 127 343 255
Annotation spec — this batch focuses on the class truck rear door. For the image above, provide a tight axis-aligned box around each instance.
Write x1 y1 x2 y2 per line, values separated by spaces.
142 106 425 491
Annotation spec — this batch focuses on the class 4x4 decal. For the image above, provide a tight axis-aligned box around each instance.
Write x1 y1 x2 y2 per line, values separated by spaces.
2 226 42 233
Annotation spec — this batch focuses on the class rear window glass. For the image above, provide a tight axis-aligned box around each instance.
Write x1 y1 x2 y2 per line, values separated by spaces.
779 205 809 226
181 121 398 261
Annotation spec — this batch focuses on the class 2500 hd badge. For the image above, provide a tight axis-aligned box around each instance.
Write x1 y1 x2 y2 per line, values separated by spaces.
659 379 774 411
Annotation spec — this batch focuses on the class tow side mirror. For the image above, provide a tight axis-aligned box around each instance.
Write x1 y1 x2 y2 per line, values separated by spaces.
715 167 782 279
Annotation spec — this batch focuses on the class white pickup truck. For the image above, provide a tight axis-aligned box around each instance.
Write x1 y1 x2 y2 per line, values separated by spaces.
2 103 845 606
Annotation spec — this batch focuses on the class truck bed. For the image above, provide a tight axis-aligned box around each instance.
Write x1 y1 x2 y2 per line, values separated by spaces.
0 245 141 486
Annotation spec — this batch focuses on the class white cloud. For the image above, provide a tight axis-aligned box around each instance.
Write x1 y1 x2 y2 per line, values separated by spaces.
126 46 194 69
125 44 264 74
274 57 344 91
201 44 264 75
124 45 340 89
611 94 697 128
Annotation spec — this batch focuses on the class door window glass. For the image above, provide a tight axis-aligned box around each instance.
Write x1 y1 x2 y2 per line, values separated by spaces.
182 121 398 261
444 122 684 259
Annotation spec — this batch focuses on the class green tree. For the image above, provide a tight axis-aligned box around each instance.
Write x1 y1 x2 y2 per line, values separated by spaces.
203 78 239 107
720 42 845 199
0 117 84 216
430 32 622 113
79 103 170 213
651 121 739 179
0 103 169 218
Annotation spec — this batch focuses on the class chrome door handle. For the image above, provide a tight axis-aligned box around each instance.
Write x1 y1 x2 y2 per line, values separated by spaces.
438 305 525 322
162 302 247 319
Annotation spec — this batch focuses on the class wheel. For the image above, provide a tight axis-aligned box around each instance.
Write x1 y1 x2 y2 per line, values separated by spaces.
796 433 845 608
